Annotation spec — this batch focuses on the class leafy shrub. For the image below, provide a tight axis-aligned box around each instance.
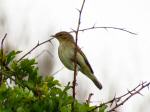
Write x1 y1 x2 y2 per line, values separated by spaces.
0 50 104 112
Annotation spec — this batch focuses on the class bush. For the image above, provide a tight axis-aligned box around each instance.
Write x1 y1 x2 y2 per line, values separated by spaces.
0 50 105 112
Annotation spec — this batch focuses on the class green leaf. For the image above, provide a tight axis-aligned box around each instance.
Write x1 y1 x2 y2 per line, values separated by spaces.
99 104 107 112
0 49 105 112
6 51 21 64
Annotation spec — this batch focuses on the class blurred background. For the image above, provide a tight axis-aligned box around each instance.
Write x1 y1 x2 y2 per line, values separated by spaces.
0 0 150 111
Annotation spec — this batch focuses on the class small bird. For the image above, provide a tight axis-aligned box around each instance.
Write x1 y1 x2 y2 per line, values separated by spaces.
52 31 102 90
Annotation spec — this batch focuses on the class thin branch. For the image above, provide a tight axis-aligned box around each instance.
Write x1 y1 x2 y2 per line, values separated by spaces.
51 67 64 76
88 82 150 112
1 33 7 54
69 26 137 35
72 0 86 111
1 33 7 63
86 93 94 105
34 49 53 59
17 37 54 62
0 33 7 86
108 82 150 112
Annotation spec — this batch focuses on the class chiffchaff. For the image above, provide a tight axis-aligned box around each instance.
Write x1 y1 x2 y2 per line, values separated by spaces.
52 31 102 90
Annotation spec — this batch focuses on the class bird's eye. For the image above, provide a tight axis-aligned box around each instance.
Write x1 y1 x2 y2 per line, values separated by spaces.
56 34 62 37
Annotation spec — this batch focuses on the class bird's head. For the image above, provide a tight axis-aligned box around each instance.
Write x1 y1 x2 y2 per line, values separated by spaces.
52 31 74 42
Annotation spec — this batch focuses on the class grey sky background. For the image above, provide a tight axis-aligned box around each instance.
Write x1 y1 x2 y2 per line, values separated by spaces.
0 0 150 111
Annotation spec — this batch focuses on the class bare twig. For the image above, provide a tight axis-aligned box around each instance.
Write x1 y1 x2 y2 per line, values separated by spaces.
17 37 54 62
34 49 53 59
86 93 94 105
88 82 150 112
72 0 86 111
51 67 64 76
1 33 7 63
0 33 7 86
69 26 137 35
108 82 150 112
1 33 7 55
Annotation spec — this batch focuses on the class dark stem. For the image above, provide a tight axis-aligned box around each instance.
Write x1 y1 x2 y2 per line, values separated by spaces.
86 93 94 105
72 0 86 111
88 82 150 112
69 26 137 35
0 33 7 86
108 82 150 112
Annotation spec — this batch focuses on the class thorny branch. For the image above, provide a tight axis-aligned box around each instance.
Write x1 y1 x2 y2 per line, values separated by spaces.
17 38 54 62
69 26 137 35
72 0 86 111
16 0 137 64
71 0 136 111
88 81 150 112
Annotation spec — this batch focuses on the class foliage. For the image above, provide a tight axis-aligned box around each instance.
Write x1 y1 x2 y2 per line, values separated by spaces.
0 50 105 112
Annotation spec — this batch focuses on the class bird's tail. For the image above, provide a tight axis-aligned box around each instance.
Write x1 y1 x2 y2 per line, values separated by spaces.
86 73 102 90
80 67 102 90
91 74 102 90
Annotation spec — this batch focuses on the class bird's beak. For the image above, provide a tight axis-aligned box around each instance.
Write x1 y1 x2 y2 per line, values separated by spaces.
50 35 56 40
51 35 55 37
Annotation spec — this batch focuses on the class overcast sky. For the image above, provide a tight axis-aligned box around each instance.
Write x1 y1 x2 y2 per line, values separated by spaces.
0 0 150 111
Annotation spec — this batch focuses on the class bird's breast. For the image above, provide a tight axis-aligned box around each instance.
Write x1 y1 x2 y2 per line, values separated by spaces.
58 43 75 70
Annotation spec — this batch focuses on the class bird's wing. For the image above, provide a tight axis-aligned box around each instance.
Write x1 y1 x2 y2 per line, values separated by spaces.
70 42 94 74
77 47 94 74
